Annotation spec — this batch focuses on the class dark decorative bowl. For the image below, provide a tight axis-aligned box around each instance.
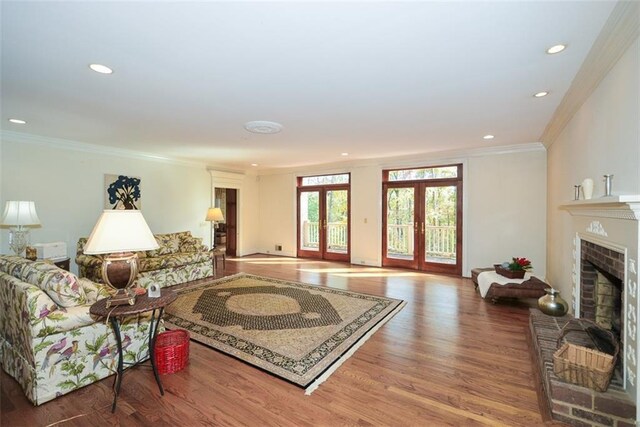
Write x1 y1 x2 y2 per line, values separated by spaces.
494 264 526 279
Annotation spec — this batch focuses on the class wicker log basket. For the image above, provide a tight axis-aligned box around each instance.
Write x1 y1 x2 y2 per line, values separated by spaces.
553 319 618 392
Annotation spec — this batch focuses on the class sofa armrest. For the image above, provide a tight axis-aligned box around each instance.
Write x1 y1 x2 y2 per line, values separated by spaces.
0 274 58 365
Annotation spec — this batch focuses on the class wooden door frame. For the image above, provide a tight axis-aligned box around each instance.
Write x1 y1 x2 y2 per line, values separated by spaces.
382 164 463 276
418 181 463 276
296 183 351 262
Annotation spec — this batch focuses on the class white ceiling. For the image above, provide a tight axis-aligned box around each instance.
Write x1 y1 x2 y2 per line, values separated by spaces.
1 1 616 170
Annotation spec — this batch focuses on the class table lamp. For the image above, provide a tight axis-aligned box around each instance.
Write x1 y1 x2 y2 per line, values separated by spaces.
1 201 41 256
205 207 224 249
83 210 159 307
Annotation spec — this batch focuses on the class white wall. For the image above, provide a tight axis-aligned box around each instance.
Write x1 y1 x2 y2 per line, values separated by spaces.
466 151 547 277
258 149 547 277
547 36 640 299
1 138 213 274
350 165 384 266
257 173 296 256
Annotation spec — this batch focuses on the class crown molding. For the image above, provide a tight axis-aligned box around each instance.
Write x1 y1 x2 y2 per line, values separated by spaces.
540 1 640 147
257 142 545 176
207 167 247 177
2 129 544 178
0 130 219 169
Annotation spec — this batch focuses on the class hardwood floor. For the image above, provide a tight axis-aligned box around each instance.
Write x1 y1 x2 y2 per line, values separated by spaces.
1 255 552 426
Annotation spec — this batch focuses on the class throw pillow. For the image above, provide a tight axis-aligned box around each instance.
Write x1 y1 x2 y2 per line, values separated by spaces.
180 236 204 253
147 233 181 256
21 261 87 308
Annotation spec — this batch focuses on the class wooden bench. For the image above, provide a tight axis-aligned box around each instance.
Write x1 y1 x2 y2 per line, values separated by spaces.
471 267 550 303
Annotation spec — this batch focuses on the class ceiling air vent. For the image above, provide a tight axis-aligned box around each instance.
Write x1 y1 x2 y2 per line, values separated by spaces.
244 121 283 134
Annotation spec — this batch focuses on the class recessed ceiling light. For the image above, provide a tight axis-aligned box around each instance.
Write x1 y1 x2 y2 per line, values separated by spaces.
89 63 114 74
251 163 258 167
483 135 494 140
546 44 566 54
8 118 26 124
341 152 349 156
244 121 283 134
534 91 549 98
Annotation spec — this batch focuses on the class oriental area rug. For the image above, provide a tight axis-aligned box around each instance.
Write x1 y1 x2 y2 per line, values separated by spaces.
164 273 405 394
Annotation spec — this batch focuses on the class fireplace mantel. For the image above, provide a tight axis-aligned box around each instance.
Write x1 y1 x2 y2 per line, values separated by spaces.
560 195 640 422
560 195 640 220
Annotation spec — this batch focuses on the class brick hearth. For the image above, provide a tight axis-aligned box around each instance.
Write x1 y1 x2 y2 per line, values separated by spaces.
529 309 635 426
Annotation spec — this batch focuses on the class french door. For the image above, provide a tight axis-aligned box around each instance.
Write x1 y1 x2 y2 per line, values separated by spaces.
297 185 350 262
382 167 462 275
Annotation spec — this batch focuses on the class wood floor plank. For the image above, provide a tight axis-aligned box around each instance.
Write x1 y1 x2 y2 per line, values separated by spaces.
1 256 550 426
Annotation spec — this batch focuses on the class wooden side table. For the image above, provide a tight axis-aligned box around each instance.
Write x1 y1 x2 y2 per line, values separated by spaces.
90 289 177 412
41 257 70 271
211 248 226 272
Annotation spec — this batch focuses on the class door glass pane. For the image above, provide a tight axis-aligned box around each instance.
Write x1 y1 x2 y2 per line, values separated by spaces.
301 174 350 186
424 186 457 264
386 187 415 260
325 189 348 254
300 191 320 252
388 166 458 181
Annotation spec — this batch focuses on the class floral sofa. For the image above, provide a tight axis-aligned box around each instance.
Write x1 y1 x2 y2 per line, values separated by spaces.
76 231 213 289
0 256 155 405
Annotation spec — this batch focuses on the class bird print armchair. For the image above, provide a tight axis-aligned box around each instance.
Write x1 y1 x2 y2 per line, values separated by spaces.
0 256 156 405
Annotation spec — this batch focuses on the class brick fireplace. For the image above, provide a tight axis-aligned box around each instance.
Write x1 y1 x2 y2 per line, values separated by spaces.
530 197 640 425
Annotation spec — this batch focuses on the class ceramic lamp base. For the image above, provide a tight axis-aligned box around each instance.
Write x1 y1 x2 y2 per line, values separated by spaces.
102 252 139 307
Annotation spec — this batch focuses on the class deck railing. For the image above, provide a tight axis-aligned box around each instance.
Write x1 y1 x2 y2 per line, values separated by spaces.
387 224 414 256
301 221 455 260
425 225 456 259
387 224 456 260
301 221 348 251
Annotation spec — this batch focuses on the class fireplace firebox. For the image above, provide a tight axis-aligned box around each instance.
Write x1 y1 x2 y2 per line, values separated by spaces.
580 240 625 385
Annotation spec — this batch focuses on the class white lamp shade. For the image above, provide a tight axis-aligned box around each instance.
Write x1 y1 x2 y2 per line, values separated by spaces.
205 207 224 222
84 210 159 254
1 201 41 226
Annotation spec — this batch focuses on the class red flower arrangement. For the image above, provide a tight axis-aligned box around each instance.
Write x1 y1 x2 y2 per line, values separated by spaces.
508 257 532 271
